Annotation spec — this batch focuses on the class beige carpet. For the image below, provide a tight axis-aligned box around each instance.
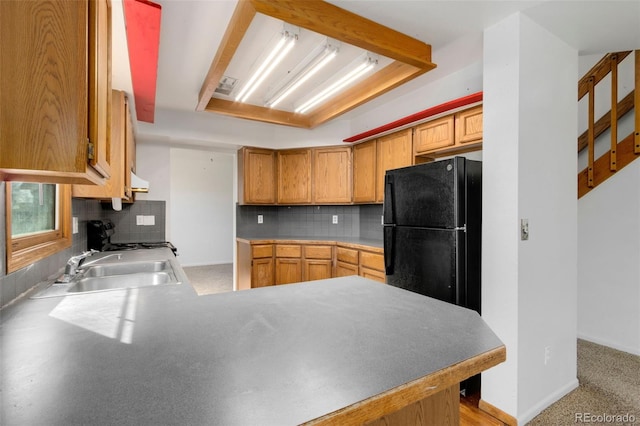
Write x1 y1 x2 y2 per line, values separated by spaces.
183 263 233 296
528 339 640 425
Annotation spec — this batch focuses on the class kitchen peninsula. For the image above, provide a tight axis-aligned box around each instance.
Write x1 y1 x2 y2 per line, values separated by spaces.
1 272 504 425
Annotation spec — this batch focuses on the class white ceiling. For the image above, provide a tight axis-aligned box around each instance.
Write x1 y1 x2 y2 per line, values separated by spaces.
111 0 640 152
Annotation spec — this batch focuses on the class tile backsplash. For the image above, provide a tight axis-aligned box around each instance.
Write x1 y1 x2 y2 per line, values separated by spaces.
0 196 166 309
237 203 383 240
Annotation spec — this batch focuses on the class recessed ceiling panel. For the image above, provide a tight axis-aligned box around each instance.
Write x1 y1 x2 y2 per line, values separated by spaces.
214 13 393 113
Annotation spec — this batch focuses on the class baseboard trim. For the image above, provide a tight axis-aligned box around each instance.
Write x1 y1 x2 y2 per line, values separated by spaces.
478 399 518 426
577 333 640 356
519 378 580 424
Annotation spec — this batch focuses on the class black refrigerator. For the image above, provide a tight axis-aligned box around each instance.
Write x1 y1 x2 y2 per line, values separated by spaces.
382 156 482 395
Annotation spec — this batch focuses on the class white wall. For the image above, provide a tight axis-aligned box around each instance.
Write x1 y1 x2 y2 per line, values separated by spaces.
482 13 578 424
169 148 235 267
578 160 640 354
134 143 172 236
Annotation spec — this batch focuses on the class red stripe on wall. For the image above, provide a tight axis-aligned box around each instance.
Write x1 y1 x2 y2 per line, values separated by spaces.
343 92 483 143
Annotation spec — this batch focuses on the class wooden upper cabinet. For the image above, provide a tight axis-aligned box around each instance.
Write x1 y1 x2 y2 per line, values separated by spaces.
414 115 454 154
88 0 112 179
312 146 352 204
238 147 276 204
73 90 132 200
455 105 483 144
278 149 312 204
0 0 112 185
376 129 413 202
353 140 377 203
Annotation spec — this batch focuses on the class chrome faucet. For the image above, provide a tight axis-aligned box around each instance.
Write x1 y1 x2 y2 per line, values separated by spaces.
56 250 99 283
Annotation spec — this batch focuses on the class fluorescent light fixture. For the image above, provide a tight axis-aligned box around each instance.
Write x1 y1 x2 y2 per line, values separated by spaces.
235 32 296 103
266 43 338 109
295 56 376 114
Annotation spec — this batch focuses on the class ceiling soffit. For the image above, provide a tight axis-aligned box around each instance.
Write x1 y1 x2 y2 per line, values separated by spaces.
196 0 436 129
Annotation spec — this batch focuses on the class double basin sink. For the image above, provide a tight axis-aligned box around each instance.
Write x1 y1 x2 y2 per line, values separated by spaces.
32 250 184 298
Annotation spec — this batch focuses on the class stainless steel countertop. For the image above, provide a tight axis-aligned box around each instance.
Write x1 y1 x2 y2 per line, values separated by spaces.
1 267 503 425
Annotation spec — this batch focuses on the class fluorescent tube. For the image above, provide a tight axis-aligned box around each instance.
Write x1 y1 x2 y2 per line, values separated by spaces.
295 58 375 114
235 33 296 104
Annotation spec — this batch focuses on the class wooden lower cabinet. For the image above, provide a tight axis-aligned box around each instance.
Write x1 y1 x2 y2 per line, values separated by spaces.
336 261 359 277
237 241 274 290
239 240 384 288
253 257 275 288
303 245 334 281
275 244 303 285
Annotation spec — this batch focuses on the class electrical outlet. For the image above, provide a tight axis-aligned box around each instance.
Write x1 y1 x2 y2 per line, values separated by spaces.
381 215 384 225
143 215 155 226
257 214 263 224
332 215 338 224
72 217 79 234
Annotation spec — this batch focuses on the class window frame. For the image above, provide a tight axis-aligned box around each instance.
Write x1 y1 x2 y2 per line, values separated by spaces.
5 183 72 273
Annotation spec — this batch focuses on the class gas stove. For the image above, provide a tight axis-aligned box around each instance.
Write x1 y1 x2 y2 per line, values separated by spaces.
87 219 178 256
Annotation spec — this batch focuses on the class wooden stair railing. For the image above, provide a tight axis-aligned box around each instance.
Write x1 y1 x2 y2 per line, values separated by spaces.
578 50 640 199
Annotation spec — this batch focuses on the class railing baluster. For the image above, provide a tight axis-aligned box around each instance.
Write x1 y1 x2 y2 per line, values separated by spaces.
635 50 640 154
610 54 618 170
588 77 595 187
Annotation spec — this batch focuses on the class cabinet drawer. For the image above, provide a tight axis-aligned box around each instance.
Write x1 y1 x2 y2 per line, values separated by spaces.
337 247 359 264
252 244 273 259
304 245 333 260
360 251 384 272
276 244 302 258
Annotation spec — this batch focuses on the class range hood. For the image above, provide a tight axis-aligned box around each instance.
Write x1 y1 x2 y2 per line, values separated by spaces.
131 171 150 193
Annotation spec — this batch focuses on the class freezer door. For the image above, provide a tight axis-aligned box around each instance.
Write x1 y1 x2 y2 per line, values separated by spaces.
383 157 465 228
385 226 465 307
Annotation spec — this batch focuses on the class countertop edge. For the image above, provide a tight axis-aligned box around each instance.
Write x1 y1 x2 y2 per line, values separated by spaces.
303 345 507 425
236 237 384 253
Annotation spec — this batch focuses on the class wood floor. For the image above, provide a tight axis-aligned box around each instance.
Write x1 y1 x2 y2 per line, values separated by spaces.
460 394 507 426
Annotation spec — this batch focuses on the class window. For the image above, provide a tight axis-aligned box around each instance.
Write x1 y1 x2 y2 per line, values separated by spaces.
5 182 72 273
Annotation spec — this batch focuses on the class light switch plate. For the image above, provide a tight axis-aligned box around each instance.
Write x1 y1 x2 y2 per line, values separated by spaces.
136 215 144 226
332 215 338 224
72 217 78 234
258 214 263 224
143 215 155 226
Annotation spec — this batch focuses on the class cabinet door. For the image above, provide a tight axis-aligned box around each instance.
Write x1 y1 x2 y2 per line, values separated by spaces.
73 90 129 199
455 106 483 144
88 0 112 178
376 129 413 202
0 0 110 185
239 147 276 204
276 258 303 285
304 259 333 282
336 261 358 277
252 258 274 288
414 115 454 154
352 140 377 203
278 149 312 204
360 267 386 283
312 147 352 204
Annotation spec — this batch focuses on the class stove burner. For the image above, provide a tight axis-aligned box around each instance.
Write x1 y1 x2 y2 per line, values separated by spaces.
87 219 177 255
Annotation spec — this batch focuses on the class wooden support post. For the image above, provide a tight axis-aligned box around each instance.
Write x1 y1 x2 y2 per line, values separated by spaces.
635 50 640 154
588 77 595 187
610 54 618 170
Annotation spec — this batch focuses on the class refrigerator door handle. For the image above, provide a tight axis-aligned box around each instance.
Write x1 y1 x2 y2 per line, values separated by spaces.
384 225 395 275
383 174 394 224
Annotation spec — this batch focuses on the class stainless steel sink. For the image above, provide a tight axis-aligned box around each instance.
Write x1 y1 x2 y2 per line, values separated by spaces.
67 271 176 293
82 260 172 277
31 255 184 298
